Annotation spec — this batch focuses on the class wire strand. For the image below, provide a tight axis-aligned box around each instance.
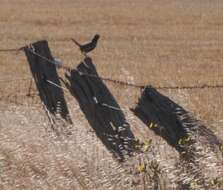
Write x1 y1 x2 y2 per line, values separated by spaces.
45 79 70 92
0 47 23 53
28 48 223 90
156 84 223 90
1 46 223 91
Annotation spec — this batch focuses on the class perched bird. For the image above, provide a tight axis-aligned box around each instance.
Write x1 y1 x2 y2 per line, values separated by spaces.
71 34 100 55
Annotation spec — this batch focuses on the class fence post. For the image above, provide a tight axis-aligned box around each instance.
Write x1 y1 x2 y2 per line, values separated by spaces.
64 57 136 161
24 40 72 125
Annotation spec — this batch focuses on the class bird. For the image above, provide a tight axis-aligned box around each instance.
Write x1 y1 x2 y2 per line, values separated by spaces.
71 34 100 55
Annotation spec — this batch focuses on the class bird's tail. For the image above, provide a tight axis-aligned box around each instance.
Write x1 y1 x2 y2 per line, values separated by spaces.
71 38 81 47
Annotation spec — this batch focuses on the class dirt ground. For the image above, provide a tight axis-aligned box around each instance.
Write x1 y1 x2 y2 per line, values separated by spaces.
0 0 223 189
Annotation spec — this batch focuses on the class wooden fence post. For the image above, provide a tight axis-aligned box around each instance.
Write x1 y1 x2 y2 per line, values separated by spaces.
64 57 136 161
132 86 221 152
132 86 190 151
24 40 72 125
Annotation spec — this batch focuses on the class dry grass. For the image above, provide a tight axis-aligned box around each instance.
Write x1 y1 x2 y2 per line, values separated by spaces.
0 0 223 189
1 0 223 124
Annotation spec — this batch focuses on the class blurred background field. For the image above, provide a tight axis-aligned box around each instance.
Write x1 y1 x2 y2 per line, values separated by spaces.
1 0 223 128
0 0 223 189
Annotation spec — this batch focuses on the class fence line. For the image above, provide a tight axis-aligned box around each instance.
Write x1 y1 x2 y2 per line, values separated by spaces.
0 47 24 54
45 79 70 92
0 47 223 91
1 70 223 91
156 83 223 90
0 48 21 52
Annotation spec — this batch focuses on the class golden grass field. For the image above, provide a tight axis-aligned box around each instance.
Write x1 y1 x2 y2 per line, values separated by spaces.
0 0 223 189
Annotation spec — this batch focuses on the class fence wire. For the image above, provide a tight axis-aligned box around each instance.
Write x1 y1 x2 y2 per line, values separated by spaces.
0 46 223 91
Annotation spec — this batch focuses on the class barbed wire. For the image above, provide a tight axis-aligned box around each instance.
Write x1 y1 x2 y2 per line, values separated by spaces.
156 83 223 90
0 78 124 111
0 46 223 91
19 48 223 90
0 68 223 91
0 47 24 53
0 48 21 52
45 79 70 92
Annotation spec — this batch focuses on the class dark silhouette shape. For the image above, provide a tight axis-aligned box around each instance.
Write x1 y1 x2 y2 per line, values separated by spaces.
132 86 222 153
24 40 72 125
132 87 223 190
71 34 100 55
63 57 137 161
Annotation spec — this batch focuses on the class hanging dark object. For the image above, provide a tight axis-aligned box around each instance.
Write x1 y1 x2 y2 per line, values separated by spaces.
24 40 72 125
64 57 137 161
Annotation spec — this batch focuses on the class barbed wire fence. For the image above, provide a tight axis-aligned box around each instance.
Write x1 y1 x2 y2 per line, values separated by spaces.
0 46 223 106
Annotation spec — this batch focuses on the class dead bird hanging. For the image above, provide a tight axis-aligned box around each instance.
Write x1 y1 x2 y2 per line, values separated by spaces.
71 34 100 55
